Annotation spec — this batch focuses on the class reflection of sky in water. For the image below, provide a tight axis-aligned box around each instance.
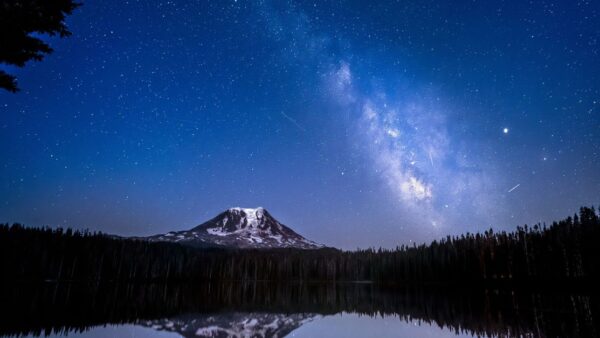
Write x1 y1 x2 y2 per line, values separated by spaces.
20 325 178 338
23 313 481 338
292 313 478 338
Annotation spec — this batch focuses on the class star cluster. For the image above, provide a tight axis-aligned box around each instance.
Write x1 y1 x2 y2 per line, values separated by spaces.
1 0 599 249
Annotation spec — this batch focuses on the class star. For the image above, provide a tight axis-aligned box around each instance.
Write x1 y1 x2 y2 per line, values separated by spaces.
503 127 509 134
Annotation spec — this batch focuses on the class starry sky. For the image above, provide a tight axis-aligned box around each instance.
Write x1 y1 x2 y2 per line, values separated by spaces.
1 0 599 249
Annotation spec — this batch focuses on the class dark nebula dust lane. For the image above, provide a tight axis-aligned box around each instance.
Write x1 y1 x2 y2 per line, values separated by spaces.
1 0 599 249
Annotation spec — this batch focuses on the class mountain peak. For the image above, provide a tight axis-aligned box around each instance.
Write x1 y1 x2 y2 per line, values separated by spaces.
228 206 264 213
226 207 267 227
147 207 323 249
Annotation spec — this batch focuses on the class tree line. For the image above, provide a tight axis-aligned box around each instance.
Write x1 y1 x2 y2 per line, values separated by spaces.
1 206 598 284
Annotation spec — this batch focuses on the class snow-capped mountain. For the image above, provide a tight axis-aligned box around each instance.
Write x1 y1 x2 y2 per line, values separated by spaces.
146 207 323 249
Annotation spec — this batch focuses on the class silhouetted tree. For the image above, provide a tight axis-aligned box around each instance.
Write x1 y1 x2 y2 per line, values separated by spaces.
0 0 80 92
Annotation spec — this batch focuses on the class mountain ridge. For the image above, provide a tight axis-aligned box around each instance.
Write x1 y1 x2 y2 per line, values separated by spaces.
144 207 324 249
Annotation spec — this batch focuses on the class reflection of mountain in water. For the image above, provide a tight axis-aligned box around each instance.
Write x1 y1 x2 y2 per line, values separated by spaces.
138 312 319 338
0 282 598 337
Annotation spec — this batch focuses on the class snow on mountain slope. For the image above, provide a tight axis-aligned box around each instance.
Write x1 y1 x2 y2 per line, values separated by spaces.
146 207 324 249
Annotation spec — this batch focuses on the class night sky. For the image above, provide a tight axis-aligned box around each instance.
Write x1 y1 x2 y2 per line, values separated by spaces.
1 0 599 249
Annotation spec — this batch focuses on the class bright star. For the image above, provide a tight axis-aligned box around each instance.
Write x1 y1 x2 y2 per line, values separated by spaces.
503 127 509 134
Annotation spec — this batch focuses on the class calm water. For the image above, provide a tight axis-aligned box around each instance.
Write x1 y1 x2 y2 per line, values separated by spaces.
1 282 597 337
18 315 479 338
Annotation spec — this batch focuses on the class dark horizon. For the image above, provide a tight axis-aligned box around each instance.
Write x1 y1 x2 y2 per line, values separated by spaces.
3 204 599 250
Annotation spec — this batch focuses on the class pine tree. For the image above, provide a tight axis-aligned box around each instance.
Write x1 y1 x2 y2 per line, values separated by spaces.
0 0 80 92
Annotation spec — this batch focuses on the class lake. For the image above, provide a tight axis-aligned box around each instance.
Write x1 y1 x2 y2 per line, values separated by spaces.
1 282 597 337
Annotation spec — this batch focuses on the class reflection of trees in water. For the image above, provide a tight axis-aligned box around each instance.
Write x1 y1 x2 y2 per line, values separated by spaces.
0 282 597 337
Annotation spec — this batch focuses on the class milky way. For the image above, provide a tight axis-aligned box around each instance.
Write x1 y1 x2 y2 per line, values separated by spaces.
1 0 599 249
